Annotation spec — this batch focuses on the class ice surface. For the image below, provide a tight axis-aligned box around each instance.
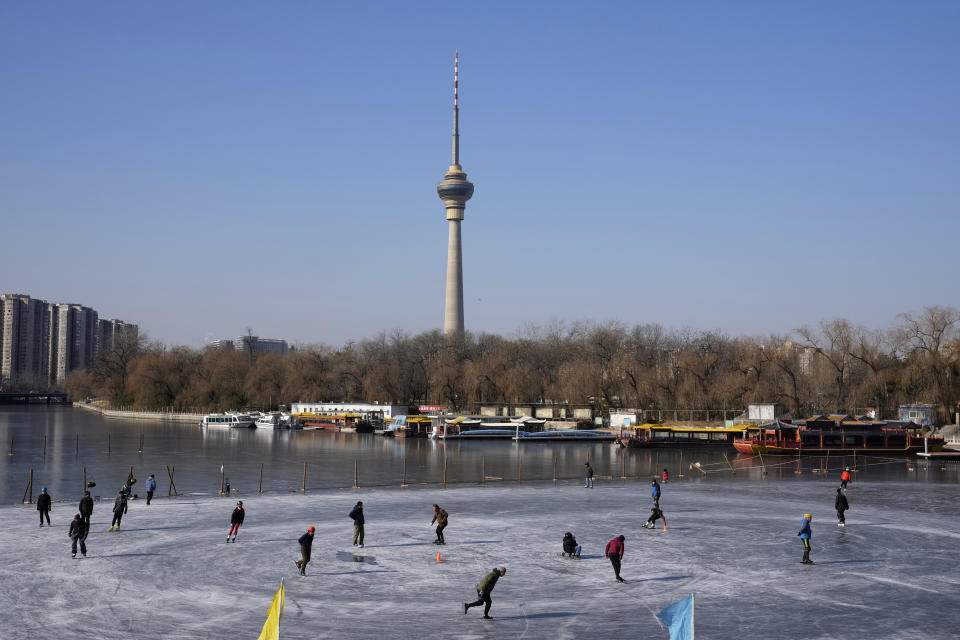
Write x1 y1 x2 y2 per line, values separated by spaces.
3 478 959 639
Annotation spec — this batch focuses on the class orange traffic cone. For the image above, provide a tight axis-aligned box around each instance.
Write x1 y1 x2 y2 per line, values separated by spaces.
436 552 442 562
663 524 668 532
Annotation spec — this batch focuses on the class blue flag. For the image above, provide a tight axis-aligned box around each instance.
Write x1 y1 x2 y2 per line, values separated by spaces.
657 594 694 640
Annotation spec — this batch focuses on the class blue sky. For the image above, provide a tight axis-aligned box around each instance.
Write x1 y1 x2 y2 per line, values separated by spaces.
2 1 958 347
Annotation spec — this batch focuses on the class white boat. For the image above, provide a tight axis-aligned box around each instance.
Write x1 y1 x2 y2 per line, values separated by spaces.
434 415 547 439
255 412 289 429
201 413 255 427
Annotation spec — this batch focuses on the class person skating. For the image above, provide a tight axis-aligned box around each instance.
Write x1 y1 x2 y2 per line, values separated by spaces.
662 468 669 483
145 474 157 505
349 501 364 548
68 513 88 558
431 504 448 544
835 489 849 527
295 526 315 576
79 491 93 526
562 532 581 558
584 462 594 488
605 535 626 582
651 478 662 508
227 500 244 542
463 567 506 619
840 467 852 490
798 513 813 564
37 488 52 527
643 506 667 529
110 491 128 531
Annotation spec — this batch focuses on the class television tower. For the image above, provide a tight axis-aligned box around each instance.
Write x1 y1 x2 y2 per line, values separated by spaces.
437 51 474 335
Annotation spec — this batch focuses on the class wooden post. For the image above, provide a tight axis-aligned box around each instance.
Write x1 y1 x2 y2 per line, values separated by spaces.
220 465 225 495
620 453 626 479
258 463 263 494
108 434 111 454
442 457 448 487
138 433 144 454
853 450 859 473
43 434 47 457
7 436 12 456
166 465 179 496
517 455 523 483
75 433 79 456
553 456 558 483
678 450 685 478
22 468 33 504
723 453 735 475
352 459 359 489
401 458 408 487
82 467 87 493
302 462 308 492
758 453 767 476
481 455 485 485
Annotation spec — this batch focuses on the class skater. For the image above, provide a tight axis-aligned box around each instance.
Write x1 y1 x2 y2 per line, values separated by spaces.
463 567 506 619
37 488 52 527
835 488 849 526
797 513 813 564
431 504 448 544
68 513 88 558
349 501 364 548
605 534 626 582
79 490 93 526
227 500 244 542
662 468 669 483
562 532 581 558
651 478 661 508
840 467 852 490
110 490 128 531
295 526 315 576
584 462 594 488
643 506 667 529
145 474 157 505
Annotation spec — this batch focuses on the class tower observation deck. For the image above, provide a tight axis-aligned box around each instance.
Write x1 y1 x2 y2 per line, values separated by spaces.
437 51 474 335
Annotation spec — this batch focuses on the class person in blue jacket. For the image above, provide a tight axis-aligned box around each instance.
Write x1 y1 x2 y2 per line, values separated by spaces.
145 474 157 505
797 513 813 564
651 478 661 508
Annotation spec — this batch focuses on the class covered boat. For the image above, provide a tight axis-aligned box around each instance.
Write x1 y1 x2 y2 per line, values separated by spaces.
732 416 944 454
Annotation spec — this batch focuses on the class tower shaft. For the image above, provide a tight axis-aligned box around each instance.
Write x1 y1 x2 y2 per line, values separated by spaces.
437 51 474 335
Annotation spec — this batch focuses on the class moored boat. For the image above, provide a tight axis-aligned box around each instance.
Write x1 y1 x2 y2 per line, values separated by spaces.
622 423 758 448
732 416 944 455
201 412 256 428
514 429 615 442
255 412 289 429
434 416 546 439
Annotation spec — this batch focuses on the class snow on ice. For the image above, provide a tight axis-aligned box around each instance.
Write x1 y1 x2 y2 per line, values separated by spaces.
3 478 959 639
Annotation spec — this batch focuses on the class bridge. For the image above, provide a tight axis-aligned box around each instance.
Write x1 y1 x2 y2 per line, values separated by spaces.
0 391 69 405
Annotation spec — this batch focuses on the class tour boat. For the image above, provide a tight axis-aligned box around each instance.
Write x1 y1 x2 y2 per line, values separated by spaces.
255 412 290 429
434 416 547 440
201 413 256 428
732 416 944 455
383 415 435 438
621 423 759 448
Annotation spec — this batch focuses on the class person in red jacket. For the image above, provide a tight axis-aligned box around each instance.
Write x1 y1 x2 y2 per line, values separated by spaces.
605 534 626 582
840 467 852 490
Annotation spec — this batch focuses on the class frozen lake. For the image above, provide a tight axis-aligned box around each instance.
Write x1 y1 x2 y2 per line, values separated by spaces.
4 476 959 639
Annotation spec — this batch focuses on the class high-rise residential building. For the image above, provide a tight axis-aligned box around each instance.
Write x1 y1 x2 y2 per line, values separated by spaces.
0 293 137 387
235 335 289 356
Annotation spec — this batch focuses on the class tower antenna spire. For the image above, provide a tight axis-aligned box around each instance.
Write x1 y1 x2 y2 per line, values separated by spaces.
452 51 459 165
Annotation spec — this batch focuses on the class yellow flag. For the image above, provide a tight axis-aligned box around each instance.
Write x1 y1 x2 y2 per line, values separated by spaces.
256 582 284 640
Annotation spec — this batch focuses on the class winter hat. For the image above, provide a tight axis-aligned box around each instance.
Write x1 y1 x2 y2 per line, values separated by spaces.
237 501 243 506
803 513 812 519
307 526 315 532
845 467 850 471
497 566 507 574
41 487 47 492
618 535 626 541
564 532 572 537
356 501 363 506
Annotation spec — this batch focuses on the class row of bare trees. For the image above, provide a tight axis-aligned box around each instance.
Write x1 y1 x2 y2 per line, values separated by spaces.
65 306 960 423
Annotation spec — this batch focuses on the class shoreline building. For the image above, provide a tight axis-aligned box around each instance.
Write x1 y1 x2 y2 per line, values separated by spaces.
0 293 137 387
208 335 289 356
436 51 475 335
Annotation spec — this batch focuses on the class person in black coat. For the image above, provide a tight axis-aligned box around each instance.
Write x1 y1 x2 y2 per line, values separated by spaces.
349 501 364 548
110 491 128 531
562 532 581 558
835 488 849 526
37 488 52 527
78 491 93 526
295 526 315 576
68 513 88 557
227 501 244 542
